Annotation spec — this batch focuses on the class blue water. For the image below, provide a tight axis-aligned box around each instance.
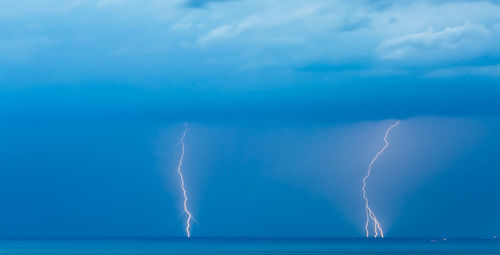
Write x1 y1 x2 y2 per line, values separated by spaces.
1 238 499 254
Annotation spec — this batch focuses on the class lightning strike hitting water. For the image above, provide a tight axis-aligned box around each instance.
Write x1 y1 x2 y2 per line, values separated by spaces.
176 124 193 238
362 120 400 238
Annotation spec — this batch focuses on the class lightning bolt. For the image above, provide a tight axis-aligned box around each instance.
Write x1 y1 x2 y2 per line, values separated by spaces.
362 120 400 238
176 123 193 238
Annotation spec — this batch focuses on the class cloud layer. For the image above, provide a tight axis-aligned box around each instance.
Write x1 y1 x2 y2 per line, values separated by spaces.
0 0 499 121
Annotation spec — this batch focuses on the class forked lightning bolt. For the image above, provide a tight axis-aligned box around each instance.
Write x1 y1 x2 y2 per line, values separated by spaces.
362 120 400 238
176 124 193 238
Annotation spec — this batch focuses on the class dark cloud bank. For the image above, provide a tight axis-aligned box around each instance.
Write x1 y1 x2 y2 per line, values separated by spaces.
1 76 498 124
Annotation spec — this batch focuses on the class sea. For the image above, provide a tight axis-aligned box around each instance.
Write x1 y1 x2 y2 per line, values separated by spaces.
0 238 499 255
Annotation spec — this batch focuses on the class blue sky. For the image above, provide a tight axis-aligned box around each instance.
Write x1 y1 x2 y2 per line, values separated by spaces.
0 0 499 238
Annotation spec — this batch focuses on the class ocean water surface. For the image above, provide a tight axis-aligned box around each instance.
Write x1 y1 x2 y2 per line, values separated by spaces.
0 238 499 255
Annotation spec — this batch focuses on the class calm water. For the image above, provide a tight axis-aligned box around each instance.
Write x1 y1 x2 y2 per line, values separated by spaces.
0 238 499 255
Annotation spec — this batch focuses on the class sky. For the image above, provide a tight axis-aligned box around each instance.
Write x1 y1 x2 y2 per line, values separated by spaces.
0 0 499 238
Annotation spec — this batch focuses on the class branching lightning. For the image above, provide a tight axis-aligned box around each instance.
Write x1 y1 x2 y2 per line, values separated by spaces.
362 120 400 238
176 123 193 238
